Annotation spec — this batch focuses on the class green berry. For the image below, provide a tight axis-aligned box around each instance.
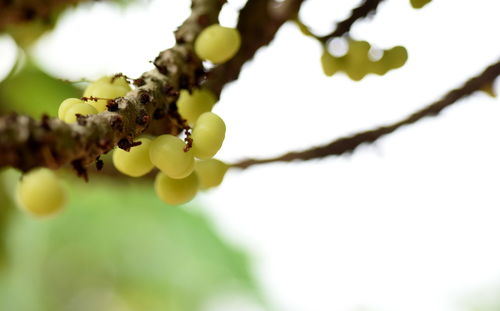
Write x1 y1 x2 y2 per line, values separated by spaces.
149 134 195 179
194 24 241 64
154 171 199 205
17 168 66 217
177 88 217 125
83 76 131 112
195 159 228 190
320 51 339 76
63 103 98 123
112 137 154 177
382 46 408 69
191 112 226 160
58 98 84 120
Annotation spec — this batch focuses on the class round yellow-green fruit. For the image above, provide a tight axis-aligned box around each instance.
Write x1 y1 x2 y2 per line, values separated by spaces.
112 137 154 177
149 134 195 179
17 168 66 217
191 112 226 160
58 98 84 120
194 24 241 64
382 46 408 69
195 159 228 190
83 76 131 112
177 88 217 125
63 103 98 123
154 171 199 205
320 51 338 77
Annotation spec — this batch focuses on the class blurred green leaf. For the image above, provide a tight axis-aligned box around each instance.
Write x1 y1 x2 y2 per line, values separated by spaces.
0 59 80 117
0 177 258 311
0 170 15 268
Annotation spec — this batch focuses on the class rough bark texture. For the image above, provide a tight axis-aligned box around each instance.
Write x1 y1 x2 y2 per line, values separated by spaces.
0 0 224 175
232 59 500 169
1 0 496 176
0 0 306 176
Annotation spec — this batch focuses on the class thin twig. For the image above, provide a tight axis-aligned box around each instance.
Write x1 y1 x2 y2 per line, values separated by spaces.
318 0 385 43
231 59 500 169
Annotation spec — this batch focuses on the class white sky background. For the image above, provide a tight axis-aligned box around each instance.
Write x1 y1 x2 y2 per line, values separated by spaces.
1 0 500 311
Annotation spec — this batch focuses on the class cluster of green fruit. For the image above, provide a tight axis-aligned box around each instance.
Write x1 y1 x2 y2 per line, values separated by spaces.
16 76 134 218
113 22 241 206
113 107 228 206
58 75 131 122
15 23 241 218
321 39 408 81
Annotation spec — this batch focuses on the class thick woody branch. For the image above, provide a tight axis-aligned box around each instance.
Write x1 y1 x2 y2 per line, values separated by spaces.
206 0 305 97
0 0 306 176
0 0 224 175
231 59 500 169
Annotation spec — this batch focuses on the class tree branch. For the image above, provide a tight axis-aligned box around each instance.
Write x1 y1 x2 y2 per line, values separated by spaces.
318 0 385 43
231 59 500 169
206 0 306 97
0 0 224 176
0 0 306 178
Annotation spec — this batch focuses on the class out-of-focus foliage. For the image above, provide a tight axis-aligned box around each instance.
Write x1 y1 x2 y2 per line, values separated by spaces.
0 173 258 311
0 172 13 266
0 60 80 117
463 290 500 311
5 19 57 49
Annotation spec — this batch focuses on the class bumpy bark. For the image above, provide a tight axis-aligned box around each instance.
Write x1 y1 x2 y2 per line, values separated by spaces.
0 0 306 177
0 0 224 175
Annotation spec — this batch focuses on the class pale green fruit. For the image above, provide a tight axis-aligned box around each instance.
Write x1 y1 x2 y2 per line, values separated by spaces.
84 76 131 93
410 0 432 9
195 159 228 190
107 76 130 89
63 103 98 123
320 51 339 76
191 112 226 160
368 60 390 76
154 171 199 205
17 168 66 217
83 76 132 112
112 137 154 177
382 46 408 69
347 40 371 64
177 88 217 125
345 67 367 81
149 134 195 179
194 24 241 64
58 98 84 119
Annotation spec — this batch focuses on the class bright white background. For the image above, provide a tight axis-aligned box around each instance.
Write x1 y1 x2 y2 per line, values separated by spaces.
1 1 500 311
